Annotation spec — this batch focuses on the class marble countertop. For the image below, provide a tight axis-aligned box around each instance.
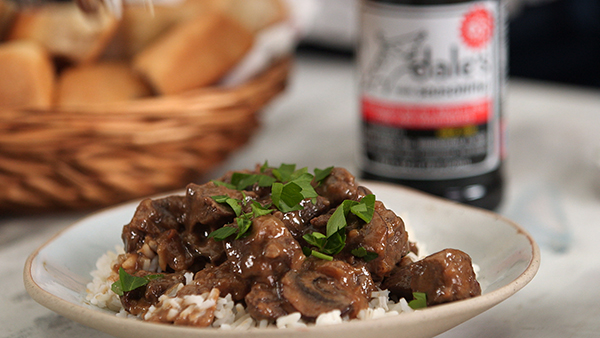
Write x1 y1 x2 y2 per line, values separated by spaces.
2 50 600 337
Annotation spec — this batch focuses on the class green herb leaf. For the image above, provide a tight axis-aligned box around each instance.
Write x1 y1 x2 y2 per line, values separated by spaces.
325 196 375 238
260 160 270 173
279 182 304 207
211 195 229 203
363 252 378 262
270 182 283 208
111 279 123 296
326 203 352 237
304 195 377 261
230 172 255 190
250 201 273 217
249 164 322 213
257 175 277 187
211 196 243 217
293 174 318 199
208 226 238 241
208 199 272 241
351 246 367 257
225 198 242 217
230 173 276 190
211 180 236 189
313 166 333 183
236 217 253 239
272 163 297 182
350 194 376 223
301 247 333 261
110 268 163 296
408 292 427 310
351 246 379 262
321 229 346 255
271 182 303 212
309 250 333 261
289 167 309 181
302 232 327 249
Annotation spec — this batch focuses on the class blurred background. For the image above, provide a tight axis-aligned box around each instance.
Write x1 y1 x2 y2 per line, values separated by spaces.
292 0 600 88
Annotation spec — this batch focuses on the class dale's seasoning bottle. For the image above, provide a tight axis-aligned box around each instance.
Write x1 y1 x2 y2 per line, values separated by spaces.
358 0 506 210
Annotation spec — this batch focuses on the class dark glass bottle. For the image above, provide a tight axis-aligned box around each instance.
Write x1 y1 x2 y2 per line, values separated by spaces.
357 0 506 210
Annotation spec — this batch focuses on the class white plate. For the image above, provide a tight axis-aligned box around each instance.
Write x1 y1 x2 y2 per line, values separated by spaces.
24 182 540 338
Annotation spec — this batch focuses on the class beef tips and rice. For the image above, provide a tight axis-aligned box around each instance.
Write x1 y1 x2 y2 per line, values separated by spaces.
86 164 481 328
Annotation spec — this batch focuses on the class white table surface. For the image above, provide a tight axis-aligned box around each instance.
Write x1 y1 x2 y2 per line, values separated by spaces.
2 50 600 337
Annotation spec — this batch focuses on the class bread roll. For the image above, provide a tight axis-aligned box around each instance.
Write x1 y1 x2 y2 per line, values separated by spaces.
133 11 253 95
104 0 215 59
0 40 54 109
0 0 16 40
56 61 152 107
214 0 287 33
7 2 118 64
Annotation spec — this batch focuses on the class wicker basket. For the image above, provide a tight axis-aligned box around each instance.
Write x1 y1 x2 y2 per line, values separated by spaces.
0 58 291 212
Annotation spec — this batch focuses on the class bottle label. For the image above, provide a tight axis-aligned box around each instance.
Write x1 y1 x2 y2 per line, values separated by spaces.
359 0 505 180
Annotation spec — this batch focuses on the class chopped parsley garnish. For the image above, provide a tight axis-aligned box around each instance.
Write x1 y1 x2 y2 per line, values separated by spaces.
211 195 242 216
213 163 331 215
303 194 376 260
313 166 333 184
208 226 238 241
207 163 365 251
350 247 379 262
302 247 333 261
230 172 276 190
408 292 427 309
272 163 299 182
110 267 163 296
208 197 273 241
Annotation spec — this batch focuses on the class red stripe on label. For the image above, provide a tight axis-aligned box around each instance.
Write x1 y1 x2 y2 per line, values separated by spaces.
362 97 492 129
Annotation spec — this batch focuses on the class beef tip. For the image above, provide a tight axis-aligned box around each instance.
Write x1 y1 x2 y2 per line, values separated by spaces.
281 259 376 320
122 196 186 252
225 215 305 284
181 181 256 268
185 182 257 232
120 271 185 316
245 283 294 321
313 167 363 206
344 201 410 281
277 196 331 240
180 230 226 268
144 272 186 304
409 241 419 256
156 229 194 272
309 208 334 230
381 249 481 306
177 261 250 301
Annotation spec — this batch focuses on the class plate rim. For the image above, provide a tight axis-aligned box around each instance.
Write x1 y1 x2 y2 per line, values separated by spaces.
23 183 541 337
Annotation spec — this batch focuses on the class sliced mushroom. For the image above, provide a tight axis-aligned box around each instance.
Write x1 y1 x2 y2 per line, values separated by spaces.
281 260 375 320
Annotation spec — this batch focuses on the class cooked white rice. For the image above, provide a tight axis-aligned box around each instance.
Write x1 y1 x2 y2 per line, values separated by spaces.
84 216 439 328
85 246 421 328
